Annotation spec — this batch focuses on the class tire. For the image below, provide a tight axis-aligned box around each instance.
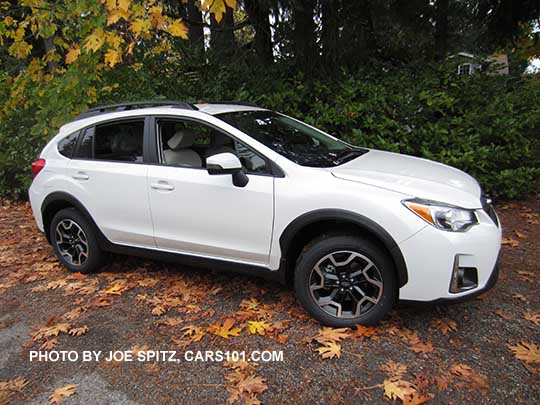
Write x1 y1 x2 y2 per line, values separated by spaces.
294 234 397 327
49 208 105 274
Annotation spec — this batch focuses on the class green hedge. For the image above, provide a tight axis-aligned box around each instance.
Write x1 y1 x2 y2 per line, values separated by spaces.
1 63 539 199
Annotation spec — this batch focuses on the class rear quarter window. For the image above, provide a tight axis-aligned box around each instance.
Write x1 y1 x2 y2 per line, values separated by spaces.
57 131 80 158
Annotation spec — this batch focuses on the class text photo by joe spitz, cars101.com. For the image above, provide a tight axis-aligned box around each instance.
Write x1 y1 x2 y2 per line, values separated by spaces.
3 0 540 404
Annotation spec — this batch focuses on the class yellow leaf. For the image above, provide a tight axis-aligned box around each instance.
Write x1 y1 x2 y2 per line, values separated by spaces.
118 0 131 12
83 29 105 53
247 320 272 336
316 342 341 359
130 18 150 34
65 46 81 64
383 378 417 401
168 20 188 39
313 327 350 345
49 384 78 404
208 318 242 339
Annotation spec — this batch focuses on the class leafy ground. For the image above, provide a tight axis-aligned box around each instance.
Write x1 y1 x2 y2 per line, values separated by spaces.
1 198 539 404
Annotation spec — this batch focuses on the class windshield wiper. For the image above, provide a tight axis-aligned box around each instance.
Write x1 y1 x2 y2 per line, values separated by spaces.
334 148 367 164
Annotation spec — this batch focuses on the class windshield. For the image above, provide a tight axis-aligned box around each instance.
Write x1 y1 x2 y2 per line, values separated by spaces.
216 110 367 167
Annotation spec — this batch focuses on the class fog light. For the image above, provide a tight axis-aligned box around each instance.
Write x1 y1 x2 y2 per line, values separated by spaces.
450 256 478 293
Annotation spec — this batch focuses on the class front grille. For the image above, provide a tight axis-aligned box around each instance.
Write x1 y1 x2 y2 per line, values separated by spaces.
481 194 499 227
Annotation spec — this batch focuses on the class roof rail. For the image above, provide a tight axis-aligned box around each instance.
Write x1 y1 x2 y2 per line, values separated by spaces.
76 100 198 120
203 101 260 108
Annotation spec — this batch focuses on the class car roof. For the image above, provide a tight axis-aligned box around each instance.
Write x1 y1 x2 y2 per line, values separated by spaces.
58 103 267 135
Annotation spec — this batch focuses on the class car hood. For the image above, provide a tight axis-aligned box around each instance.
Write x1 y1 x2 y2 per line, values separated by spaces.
330 149 482 209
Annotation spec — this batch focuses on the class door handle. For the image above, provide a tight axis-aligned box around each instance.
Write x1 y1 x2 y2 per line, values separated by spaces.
151 181 175 191
72 172 89 180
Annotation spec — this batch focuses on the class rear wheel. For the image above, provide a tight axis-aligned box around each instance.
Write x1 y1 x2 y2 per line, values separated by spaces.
49 208 105 274
294 235 397 327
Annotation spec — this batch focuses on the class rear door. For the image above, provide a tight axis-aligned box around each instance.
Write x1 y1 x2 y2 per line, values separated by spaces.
66 118 155 247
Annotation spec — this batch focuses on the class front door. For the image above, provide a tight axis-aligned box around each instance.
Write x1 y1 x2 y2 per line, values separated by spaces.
147 117 274 266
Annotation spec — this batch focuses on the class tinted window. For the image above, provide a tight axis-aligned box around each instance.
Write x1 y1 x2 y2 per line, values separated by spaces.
75 120 145 162
57 131 79 158
76 129 93 159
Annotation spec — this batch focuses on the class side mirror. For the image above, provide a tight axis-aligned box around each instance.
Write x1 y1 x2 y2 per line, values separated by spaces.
206 152 249 187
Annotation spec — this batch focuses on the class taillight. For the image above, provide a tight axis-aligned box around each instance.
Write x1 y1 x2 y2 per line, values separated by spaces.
31 158 46 179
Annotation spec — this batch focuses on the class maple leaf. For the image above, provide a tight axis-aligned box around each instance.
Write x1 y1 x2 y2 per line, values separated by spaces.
104 48 122 68
151 305 167 316
208 318 242 339
403 392 432 405
450 364 489 395
65 46 80 64
501 237 519 247
83 29 105 53
380 360 407 378
49 384 78 404
523 312 540 326
508 342 540 363
248 320 273 336
181 325 205 341
68 326 89 336
32 323 71 340
314 327 350 345
168 20 188 39
383 378 417 401
353 324 380 340
40 338 58 350
131 344 150 356
227 373 267 404
103 280 129 295
410 341 433 354
316 342 341 359
430 318 457 335
493 309 512 320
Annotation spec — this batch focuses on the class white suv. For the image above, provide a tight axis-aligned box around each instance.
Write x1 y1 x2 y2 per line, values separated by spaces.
29 101 501 326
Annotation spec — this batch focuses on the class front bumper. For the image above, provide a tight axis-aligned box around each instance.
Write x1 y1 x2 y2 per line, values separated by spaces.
398 207 501 302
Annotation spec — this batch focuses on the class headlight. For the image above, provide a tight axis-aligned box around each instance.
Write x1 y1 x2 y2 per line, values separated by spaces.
402 198 478 232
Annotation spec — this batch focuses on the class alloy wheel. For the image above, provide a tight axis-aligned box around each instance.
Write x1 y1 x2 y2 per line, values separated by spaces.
309 250 383 319
55 219 89 266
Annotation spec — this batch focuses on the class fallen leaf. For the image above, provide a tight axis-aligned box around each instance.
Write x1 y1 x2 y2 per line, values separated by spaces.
383 378 417 401
314 327 350 345
49 384 78 404
501 237 519 247
514 231 527 239
32 323 71 340
403 392 432 405
410 341 433 354
316 342 341 359
40 338 59 350
353 324 381 340
508 342 540 363
430 318 457 335
380 360 407 378
103 280 130 295
277 334 288 344
523 312 540 326
248 320 273 336
68 326 89 336
208 318 242 339
495 310 513 320
450 364 488 395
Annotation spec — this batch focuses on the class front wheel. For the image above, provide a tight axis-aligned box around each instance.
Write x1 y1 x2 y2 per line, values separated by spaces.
294 235 397 327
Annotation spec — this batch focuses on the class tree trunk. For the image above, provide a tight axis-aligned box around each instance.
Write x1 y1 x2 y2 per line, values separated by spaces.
210 5 236 56
293 0 317 76
187 0 204 49
244 0 273 64
321 0 340 73
434 0 449 60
